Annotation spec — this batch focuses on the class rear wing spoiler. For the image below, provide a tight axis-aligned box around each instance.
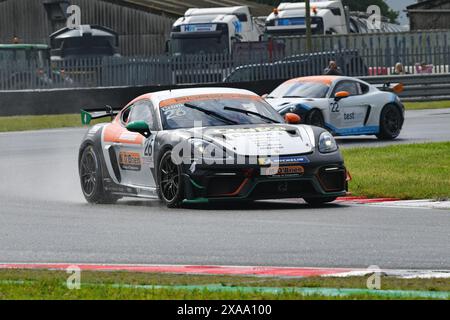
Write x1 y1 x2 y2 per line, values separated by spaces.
80 105 120 125
375 82 404 94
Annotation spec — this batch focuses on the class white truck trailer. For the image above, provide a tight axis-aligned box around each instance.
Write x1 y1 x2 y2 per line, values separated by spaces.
265 1 404 37
169 6 264 55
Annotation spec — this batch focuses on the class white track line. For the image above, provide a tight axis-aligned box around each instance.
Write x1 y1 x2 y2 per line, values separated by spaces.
366 200 450 210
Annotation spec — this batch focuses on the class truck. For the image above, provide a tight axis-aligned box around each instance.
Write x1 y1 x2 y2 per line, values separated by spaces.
0 44 72 90
265 1 404 37
49 25 120 61
169 6 264 56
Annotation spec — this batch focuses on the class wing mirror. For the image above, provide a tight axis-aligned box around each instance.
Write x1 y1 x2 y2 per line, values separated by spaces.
126 120 151 138
334 91 350 101
284 113 301 124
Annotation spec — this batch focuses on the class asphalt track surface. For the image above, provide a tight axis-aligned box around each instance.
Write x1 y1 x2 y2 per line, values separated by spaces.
336 108 450 147
0 109 449 269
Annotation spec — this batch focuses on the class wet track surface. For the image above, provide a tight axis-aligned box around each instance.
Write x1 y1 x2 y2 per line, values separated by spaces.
0 109 449 269
336 108 450 147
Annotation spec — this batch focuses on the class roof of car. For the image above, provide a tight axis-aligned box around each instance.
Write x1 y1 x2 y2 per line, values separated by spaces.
287 75 345 85
130 87 260 107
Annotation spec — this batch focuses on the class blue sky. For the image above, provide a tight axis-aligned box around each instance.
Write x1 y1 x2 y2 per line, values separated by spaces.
385 0 416 25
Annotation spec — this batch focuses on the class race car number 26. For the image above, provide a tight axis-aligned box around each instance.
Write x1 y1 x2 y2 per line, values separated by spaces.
144 137 155 157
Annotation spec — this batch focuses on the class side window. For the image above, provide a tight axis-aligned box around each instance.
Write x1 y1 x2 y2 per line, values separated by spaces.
235 13 248 22
128 100 156 130
333 81 359 96
359 82 370 94
121 105 132 123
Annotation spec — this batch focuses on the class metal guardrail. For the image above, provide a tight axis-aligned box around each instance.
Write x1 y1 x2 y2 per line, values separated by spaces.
361 74 450 100
275 30 450 57
2 48 450 90
1 51 450 101
361 73 450 85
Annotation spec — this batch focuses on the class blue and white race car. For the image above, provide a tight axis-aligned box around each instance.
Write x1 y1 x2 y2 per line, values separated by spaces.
265 76 405 139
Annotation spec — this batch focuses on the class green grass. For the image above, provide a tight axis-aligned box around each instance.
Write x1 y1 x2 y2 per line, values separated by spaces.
0 270 448 300
0 114 104 132
0 100 449 133
343 142 450 200
404 100 450 110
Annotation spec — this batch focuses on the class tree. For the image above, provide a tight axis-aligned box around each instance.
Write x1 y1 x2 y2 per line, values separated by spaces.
252 0 399 23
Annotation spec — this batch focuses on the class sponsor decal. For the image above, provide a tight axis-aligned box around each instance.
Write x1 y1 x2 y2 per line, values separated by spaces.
161 104 187 120
261 165 304 176
259 156 310 166
119 152 141 171
215 126 287 134
160 94 261 108
276 17 305 26
181 24 217 32
277 156 310 165
119 132 141 142
344 112 355 120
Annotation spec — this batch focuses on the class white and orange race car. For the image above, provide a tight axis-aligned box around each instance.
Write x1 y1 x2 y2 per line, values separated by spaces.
79 87 349 208
265 76 405 140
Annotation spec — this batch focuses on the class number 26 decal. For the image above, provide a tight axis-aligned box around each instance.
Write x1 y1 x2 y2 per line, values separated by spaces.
144 137 154 157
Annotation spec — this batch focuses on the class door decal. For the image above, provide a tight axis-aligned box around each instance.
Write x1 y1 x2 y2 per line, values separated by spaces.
119 152 142 171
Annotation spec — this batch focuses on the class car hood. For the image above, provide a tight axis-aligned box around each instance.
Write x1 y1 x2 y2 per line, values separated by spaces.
267 98 317 111
174 124 315 156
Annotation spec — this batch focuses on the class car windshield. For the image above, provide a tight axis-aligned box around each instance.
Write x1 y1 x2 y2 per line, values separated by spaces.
268 81 330 99
160 96 284 130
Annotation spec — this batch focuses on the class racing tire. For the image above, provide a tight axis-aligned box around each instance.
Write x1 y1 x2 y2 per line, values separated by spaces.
376 104 403 140
303 197 337 206
305 109 325 128
158 150 185 208
79 145 119 204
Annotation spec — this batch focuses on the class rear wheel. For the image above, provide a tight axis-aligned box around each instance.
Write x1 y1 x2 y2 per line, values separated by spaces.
303 197 337 206
305 109 325 128
79 145 118 204
376 104 403 140
158 150 184 208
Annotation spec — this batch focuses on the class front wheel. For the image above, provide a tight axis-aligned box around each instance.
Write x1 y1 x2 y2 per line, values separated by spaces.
376 104 403 140
305 109 325 128
303 197 337 206
79 145 119 204
158 150 184 208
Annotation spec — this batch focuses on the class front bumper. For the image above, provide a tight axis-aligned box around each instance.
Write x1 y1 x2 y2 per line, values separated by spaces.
182 152 347 203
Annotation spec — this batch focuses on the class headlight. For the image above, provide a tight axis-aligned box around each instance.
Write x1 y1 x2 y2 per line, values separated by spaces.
318 132 338 153
189 138 223 158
